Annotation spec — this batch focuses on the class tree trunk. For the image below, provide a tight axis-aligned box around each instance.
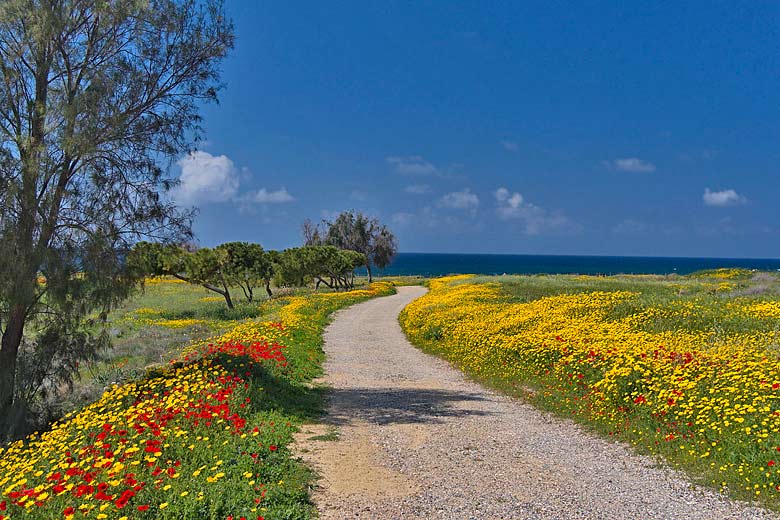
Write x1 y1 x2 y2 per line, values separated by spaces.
220 277 234 309
366 262 373 283
0 305 26 414
316 277 333 290
169 273 234 309
265 281 273 298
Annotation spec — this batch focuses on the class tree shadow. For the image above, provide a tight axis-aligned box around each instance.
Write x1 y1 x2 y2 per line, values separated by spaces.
322 387 493 425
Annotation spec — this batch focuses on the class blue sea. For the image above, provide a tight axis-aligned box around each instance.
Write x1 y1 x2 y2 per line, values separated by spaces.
367 253 780 277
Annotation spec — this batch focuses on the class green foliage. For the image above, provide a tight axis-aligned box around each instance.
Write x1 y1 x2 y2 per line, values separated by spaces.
302 211 398 281
274 246 366 290
0 0 234 435
130 242 236 308
217 242 275 300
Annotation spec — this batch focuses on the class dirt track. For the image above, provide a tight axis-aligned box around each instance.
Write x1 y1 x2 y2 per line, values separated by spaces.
296 286 777 520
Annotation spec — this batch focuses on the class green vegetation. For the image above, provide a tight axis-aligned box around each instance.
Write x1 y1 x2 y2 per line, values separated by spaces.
274 246 366 291
0 276 396 519
303 210 398 282
401 271 780 508
0 0 234 437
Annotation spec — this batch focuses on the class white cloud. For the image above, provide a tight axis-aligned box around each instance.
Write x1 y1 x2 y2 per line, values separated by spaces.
501 140 519 152
604 157 656 173
438 188 480 212
703 188 746 207
174 151 240 204
405 184 431 195
386 155 439 176
173 150 294 207
493 187 571 234
247 188 294 203
494 187 523 209
391 212 414 225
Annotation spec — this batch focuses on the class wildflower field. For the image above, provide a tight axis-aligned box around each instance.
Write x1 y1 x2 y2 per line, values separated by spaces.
400 271 780 508
0 278 394 520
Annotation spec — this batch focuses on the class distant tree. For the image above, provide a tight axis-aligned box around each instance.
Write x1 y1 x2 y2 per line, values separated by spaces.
316 211 398 282
217 242 274 300
274 246 366 291
0 0 233 432
312 246 365 290
301 218 324 246
183 247 235 309
130 242 235 309
273 247 309 288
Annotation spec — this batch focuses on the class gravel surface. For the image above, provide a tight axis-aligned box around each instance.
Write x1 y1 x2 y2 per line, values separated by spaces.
297 286 778 519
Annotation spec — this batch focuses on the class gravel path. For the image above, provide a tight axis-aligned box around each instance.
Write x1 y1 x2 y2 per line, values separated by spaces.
297 286 778 519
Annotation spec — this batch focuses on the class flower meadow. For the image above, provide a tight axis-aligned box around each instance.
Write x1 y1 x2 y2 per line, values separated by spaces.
0 282 394 520
400 274 780 507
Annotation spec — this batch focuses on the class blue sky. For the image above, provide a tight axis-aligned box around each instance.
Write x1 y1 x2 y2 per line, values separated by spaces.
176 1 780 258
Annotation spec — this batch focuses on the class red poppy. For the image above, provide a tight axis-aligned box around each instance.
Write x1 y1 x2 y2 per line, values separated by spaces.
115 489 135 508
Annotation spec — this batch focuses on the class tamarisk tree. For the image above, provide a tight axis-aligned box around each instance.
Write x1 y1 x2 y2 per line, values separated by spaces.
130 241 275 308
275 246 366 291
218 242 275 301
303 211 398 282
130 242 234 309
0 0 233 433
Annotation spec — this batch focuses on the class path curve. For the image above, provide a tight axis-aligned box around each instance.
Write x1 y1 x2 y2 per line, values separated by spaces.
297 286 777 519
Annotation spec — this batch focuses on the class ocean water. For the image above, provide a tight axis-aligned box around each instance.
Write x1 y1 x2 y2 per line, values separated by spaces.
366 253 780 277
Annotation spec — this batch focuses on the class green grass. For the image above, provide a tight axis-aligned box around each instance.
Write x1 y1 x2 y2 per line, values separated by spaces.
1 277 396 520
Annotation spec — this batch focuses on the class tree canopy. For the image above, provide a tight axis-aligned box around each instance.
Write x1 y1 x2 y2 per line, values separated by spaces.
0 0 233 436
274 245 366 291
217 242 275 301
303 211 398 282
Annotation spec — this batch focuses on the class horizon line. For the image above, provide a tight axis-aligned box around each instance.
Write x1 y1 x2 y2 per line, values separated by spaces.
394 251 780 262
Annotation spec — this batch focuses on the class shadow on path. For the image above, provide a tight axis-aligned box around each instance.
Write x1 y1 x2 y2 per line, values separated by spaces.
323 387 493 425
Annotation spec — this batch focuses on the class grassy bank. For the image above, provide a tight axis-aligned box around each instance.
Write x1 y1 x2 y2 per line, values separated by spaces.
400 270 780 509
0 278 395 520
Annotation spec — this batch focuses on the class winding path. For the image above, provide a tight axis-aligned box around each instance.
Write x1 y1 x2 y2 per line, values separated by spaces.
296 286 777 519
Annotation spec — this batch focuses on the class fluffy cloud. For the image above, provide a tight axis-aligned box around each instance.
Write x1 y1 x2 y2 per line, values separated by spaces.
247 188 294 203
174 151 240 204
173 151 293 206
604 157 656 173
391 212 414 225
703 188 746 207
439 188 480 212
405 184 431 195
494 187 570 234
494 187 523 212
386 155 438 176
